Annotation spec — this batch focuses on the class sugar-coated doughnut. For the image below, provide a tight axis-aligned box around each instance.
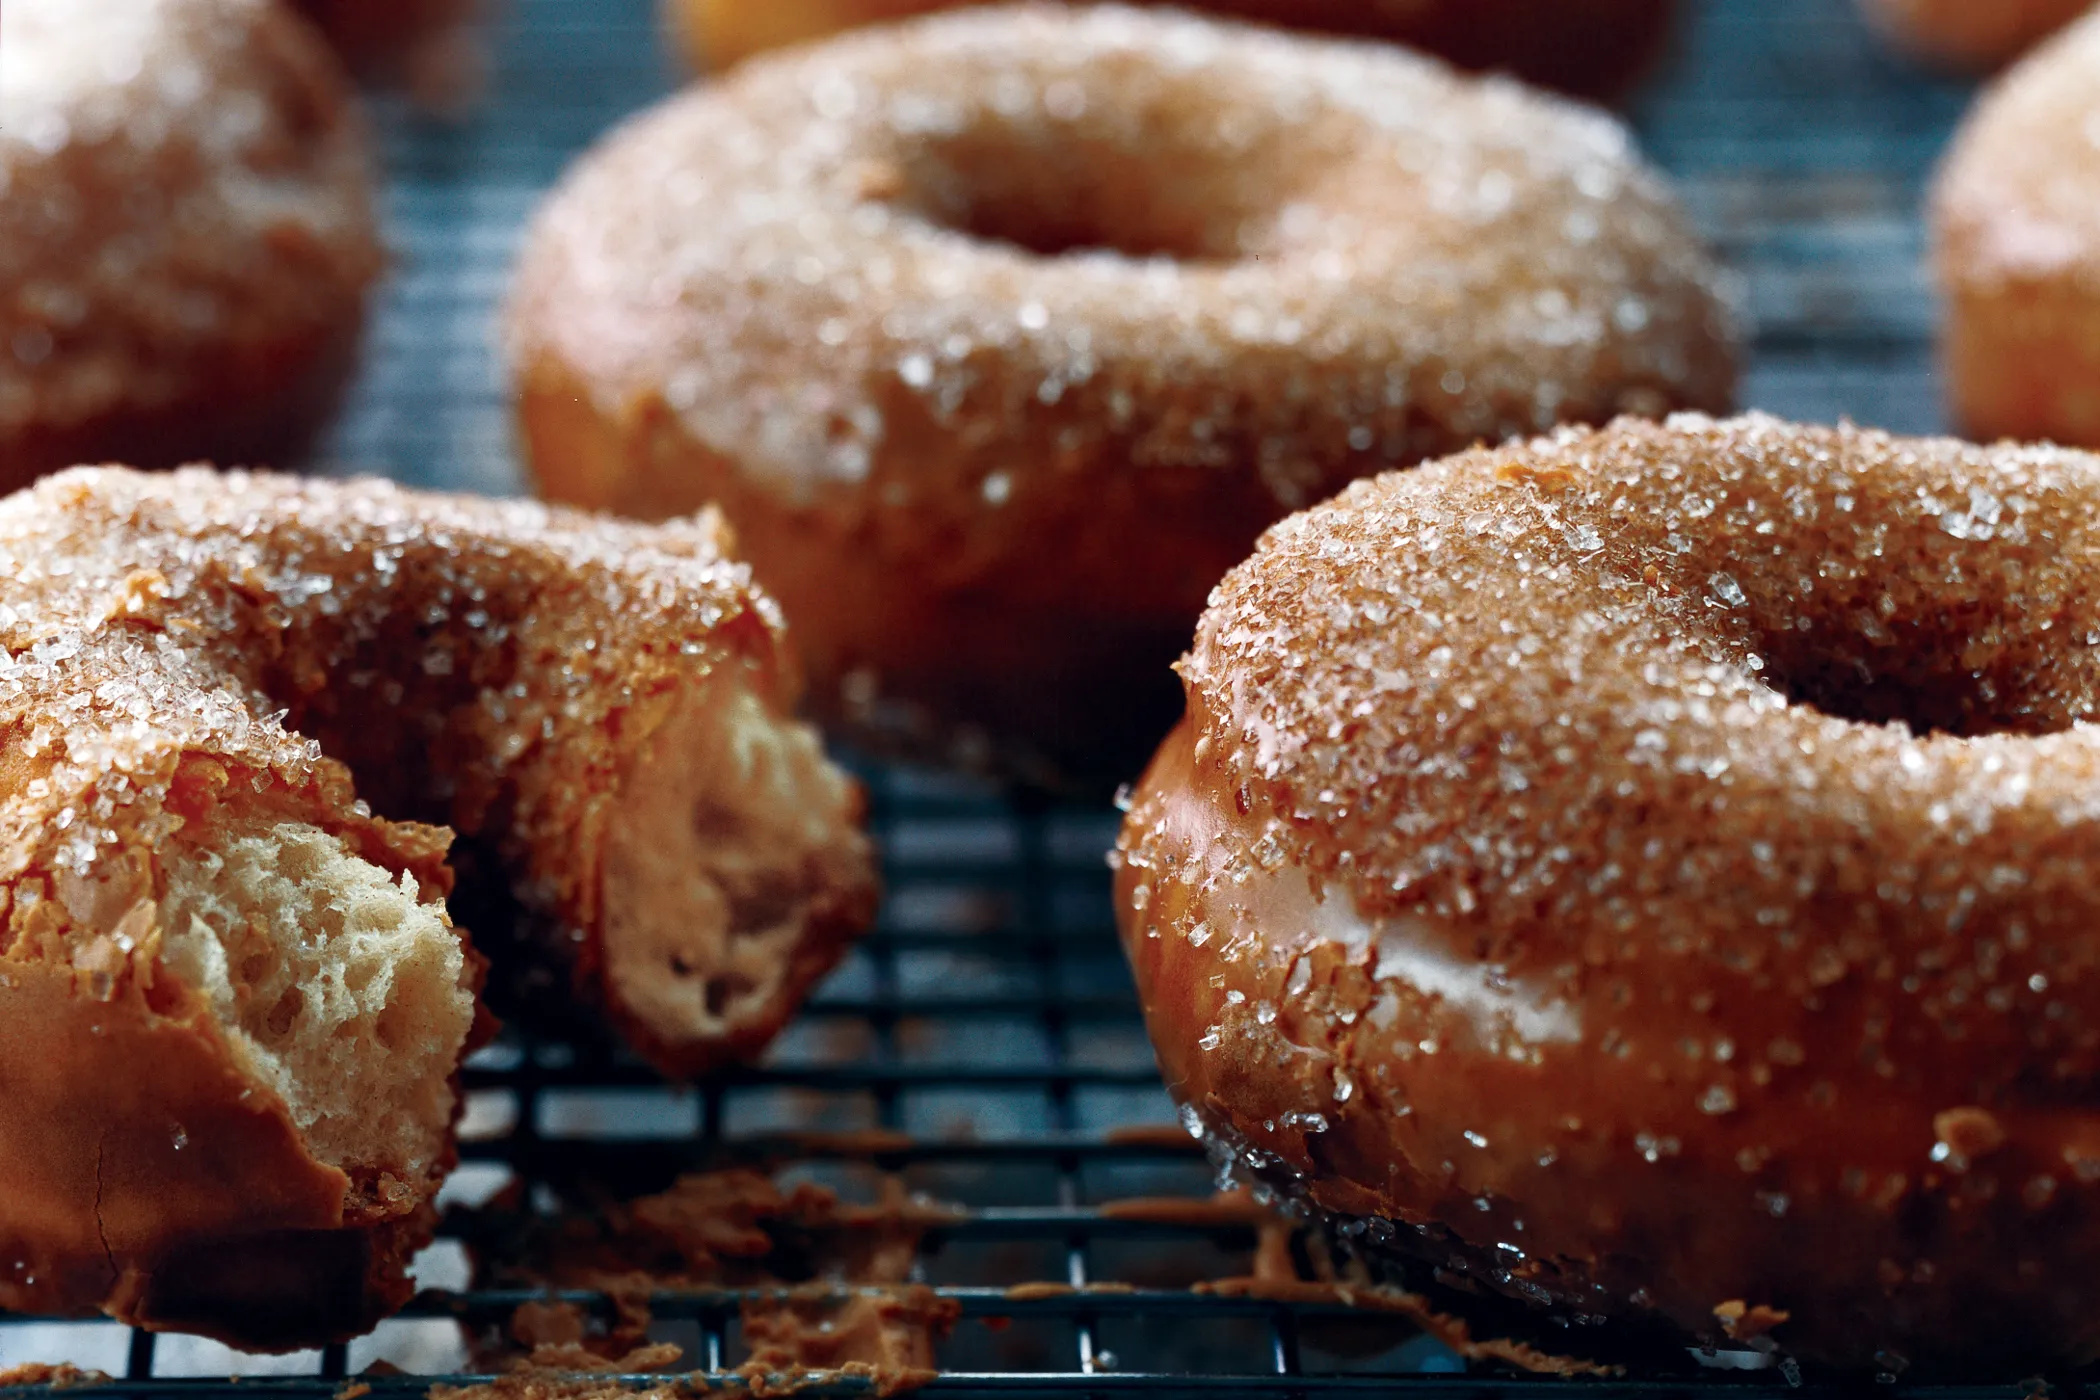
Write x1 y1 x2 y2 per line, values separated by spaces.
511 4 1737 788
0 467 875 1348
294 0 473 68
1117 413 2100 1374
293 0 484 103
0 0 381 488
1857 0 2092 71
668 0 1680 99
1934 9 2100 450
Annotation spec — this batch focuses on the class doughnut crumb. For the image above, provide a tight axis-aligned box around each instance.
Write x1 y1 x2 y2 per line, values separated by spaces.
601 686 874 1056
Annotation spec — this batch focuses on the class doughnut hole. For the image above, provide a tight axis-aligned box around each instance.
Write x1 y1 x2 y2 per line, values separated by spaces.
600 684 869 1069
879 66 1334 262
156 808 474 1182
1749 609 2091 739
1693 510 2100 738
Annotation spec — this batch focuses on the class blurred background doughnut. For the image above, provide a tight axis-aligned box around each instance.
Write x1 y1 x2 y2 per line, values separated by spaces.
0 0 381 486
1856 0 2092 71
665 0 1681 99
1933 7 2100 448
509 4 1738 789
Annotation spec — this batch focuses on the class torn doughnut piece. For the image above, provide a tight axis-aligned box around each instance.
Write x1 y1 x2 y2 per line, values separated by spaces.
1933 7 2100 449
0 467 877 1349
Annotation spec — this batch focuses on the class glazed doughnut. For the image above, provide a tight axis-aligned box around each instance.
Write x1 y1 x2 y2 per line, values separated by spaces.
1117 413 2100 1375
667 0 1680 100
1857 0 2091 71
1933 9 2100 449
0 0 380 490
511 3 1737 788
0 466 876 1348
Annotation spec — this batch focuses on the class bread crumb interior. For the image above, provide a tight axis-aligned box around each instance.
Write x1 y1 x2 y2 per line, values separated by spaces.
158 811 473 1179
601 685 864 1057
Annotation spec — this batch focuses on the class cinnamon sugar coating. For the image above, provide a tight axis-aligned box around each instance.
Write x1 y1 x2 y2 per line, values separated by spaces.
670 0 1679 100
0 0 381 487
0 467 875 1347
1117 414 2100 1373
511 2 1736 787
1933 8 2100 449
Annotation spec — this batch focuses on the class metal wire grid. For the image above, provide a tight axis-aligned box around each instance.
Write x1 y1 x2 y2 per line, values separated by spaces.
0 0 2034 1393
0 772 2067 1398
0 770 1473 1394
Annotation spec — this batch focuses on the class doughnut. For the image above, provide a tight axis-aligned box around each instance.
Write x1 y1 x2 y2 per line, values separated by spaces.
1116 412 2100 1376
0 466 876 1348
1933 9 2100 450
510 3 1737 788
1857 0 2092 71
667 0 1680 100
0 0 381 490
292 0 484 104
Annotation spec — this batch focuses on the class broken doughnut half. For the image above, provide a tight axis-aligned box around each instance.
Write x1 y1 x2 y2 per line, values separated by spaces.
0 467 877 1349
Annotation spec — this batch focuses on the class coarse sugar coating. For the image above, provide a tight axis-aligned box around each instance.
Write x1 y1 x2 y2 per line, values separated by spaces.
1933 7 2100 448
0 0 381 486
511 2 1736 787
0 467 876 1348
1116 413 2100 1373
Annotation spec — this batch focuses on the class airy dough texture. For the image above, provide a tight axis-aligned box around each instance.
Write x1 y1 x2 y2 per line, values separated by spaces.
291 0 485 107
602 688 873 1068
159 813 473 1181
0 0 380 484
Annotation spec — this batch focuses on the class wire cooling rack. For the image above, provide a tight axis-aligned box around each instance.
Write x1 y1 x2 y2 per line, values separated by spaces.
0 0 2034 1395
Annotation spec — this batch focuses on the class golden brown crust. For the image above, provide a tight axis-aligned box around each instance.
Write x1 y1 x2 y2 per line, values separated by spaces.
512 3 1736 788
1933 9 2100 449
0 957 423 1347
0 466 875 1346
1117 414 2100 1374
667 0 1679 99
0 0 381 486
1857 0 2091 70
